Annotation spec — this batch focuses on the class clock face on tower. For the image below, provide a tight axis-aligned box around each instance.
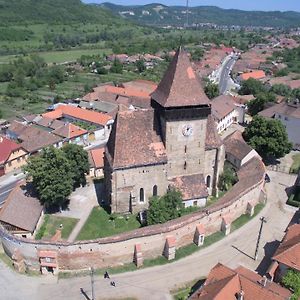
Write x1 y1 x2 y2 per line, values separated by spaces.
182 124 193 137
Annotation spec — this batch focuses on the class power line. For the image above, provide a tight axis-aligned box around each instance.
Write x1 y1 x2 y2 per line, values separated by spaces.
185 0 189 28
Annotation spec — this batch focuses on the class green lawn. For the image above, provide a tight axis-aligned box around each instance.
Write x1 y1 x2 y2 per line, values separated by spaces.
290 154 300 174
76 207 141 240
35 215 79 240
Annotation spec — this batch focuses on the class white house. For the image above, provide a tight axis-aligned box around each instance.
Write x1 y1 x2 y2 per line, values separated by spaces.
259 99 300 150
224 130 261 170
211 95 239 133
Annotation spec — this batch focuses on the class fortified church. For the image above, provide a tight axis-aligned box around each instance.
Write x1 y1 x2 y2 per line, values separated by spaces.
104 48 225 214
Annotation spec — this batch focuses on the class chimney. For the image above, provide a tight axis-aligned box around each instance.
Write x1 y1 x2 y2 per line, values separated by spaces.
260 275 268 287
237 290 245 300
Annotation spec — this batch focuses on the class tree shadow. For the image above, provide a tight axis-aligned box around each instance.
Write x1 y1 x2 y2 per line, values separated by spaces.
255 240 280 276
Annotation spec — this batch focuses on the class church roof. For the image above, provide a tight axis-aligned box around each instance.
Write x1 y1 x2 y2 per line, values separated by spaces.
151 47 210 108
106 109 167 169
169 174 208 201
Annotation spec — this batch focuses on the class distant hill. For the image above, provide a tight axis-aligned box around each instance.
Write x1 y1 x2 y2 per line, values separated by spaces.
0 0 124 25
99 2 300 28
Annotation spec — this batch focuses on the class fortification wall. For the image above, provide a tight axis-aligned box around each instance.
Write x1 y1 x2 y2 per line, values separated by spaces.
0 157 266 272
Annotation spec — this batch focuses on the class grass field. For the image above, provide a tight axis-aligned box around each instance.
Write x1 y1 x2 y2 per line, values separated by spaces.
35 215 79 240
0 48 112 64
290 153 300 174
76 207 141 240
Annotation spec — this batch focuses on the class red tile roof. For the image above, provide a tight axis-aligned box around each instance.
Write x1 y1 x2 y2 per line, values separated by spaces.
43 105 112 126
211 95 236 121
52 123 87 139
273 224 300 272
241 70 266 81
89 148 104 169
0 136 22 165
189 263 291 300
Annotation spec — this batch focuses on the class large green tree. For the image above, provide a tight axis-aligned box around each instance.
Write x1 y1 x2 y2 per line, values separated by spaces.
23 147 73 209
218 163 238 191
205 82 219 99
62 143 89 187
247 92 276 116
243 116 292 160
147 189 184 225
282 270 300 300
239 78 265 96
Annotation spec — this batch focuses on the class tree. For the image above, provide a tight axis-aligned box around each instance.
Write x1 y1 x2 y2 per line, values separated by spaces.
247 92 276 116
110 58 123 74
23 147 73 209
243 116 292 160
62 144 89 188
147 188 184 225
191 48 204 61
218 163 238 191
282 270 300 300
271 84 291 97
239 78 265 96
205 82 219 99
136 59 146 73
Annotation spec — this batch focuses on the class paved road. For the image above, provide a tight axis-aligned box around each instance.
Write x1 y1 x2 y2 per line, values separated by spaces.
219 56 238 94
0 171 298 300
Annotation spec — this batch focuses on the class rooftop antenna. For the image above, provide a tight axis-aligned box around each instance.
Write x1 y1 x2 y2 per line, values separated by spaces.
185 0 190 28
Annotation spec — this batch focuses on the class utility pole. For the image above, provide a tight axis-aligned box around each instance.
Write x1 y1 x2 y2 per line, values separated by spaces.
185 0 189 28
254 217 267 260
90 267 95 300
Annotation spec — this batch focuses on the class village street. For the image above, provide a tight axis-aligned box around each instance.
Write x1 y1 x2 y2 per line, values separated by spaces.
0 170 298 300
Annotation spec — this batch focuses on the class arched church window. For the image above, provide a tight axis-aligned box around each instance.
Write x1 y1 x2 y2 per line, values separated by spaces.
153 185 158 197
139 188 144 202
206 175 211 188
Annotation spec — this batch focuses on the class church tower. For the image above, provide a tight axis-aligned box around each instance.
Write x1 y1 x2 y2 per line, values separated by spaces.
151 47 211 178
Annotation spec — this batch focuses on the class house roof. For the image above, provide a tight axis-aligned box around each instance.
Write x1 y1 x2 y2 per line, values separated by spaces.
106 109 167 169
89 147 105 169
43 105 112 126
79 100 118 114
189 263 291 300
169 174 208 201
0 136 22 165
0 185 43 233
8 122 62 153
224 131 254 161
205 115 223 150
259 101 300 119
272 223 300 272
52 123 87 139
240 70 266 81
151 47 210 108
211 95 236 121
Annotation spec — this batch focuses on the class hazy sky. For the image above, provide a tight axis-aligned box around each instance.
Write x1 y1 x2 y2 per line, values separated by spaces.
82 0 300 12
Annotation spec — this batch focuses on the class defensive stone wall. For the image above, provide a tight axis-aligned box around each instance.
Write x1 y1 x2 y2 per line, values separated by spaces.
0 157 266 273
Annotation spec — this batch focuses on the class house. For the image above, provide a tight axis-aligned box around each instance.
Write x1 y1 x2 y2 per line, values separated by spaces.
189 263 291 300
258 100 300 150
268 223 300 282
42 104 113 141
6 121 62 155
239 70 266 82
211 95 239 133
88 147 104 178
0 136 28 176
224 131 260 169
0 185 43 239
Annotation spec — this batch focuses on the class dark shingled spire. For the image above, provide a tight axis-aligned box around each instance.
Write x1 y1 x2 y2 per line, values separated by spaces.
151 47 210 108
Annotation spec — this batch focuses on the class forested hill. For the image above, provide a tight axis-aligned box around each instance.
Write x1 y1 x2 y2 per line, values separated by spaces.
0 0 124 25
99 2 300 28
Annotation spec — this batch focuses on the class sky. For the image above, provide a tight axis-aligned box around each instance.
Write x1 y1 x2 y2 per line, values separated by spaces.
82 0 300 12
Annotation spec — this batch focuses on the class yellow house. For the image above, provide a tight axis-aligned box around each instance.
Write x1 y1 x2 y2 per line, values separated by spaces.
0 136 28 176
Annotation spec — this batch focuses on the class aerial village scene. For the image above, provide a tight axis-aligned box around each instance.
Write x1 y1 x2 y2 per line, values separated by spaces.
0 0 300 299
